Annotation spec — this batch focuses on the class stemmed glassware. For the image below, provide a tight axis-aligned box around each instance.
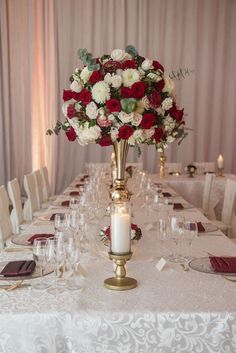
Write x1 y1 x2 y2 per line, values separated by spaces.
66 237 82 290
32 238 51 290
182 221 198 260
168 215 185 263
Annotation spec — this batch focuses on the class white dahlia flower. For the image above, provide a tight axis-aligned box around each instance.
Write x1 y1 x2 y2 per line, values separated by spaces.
86 102 98 120
122 69 140 87
92 81 110 104
80 67 92 83
78 124 101 145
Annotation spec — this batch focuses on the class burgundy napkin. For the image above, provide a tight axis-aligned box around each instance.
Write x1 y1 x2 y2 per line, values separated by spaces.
197 222 205 233
173 203 184 210
162 192 172 197
75 183 83 187
0 260 36 277
69 191 79 196
27 233 54 244
80 175 89 181
50 213 64 221
210 257 236 273
61 200 70 207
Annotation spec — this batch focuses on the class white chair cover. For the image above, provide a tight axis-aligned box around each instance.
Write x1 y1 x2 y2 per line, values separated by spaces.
166 163 182 174
221 179 236 226
40 166 50 202
202 173 215 218
23 173 39 221
34 170 44 209
194 162 216 174
0 186 12 246
7 178 24 234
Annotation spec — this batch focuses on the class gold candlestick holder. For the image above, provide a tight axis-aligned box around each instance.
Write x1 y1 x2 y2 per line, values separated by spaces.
218 167 224 177
104 252 137 291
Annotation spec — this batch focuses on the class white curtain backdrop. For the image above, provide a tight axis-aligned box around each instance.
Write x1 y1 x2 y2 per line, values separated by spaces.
0 0 236 193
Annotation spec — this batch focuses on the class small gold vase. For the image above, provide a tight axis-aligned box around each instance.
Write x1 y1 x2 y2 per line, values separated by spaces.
159 151 166 178
110 140 130 202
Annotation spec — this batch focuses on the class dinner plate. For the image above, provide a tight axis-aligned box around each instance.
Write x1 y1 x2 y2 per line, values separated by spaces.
11 234 54 246
189 257 236 276
0 261 54 281
37 211 67 221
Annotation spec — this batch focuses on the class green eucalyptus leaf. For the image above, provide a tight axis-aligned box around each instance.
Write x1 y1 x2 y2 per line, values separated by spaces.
125 45 139 57
121 98 137 113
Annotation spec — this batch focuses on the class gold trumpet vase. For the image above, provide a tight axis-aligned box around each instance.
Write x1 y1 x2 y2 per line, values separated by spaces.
110 140 131 202
159 151 166 178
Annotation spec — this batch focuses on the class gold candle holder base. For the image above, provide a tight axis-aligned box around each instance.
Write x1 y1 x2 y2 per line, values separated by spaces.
218 168 224 177
104 252 137 291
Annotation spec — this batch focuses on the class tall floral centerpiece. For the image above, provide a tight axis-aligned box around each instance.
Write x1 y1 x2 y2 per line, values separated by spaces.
48 45 185 189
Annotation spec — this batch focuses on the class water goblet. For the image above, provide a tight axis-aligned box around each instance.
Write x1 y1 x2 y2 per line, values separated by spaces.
168 215 185 263
32 238 50 290
182 221 198 260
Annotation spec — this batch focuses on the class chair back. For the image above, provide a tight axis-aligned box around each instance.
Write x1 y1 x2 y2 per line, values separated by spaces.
7 178 24 234
166 163 182 174
40 167 50 202
23 173 38 220
221 179 236 226
202 173 215 217
0 185 12 246
194 162 216 175
34 170 44 208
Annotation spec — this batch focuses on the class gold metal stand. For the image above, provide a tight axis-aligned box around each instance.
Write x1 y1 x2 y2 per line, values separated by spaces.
218 167 224 177
159 151 166 178
104 252 137 291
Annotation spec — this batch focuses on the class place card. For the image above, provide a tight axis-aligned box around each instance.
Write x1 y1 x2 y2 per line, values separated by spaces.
155 257 167 271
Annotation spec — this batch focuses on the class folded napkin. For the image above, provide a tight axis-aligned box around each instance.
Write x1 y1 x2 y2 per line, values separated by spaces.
80 175 89 181
50 213 64 221
0 260 36 277
61 200 70 207
210 257 236 273
69 191 79 196
162 192 172 197
27 233 54 244
173 203 184 210
197 222 205 233
75 183 83 187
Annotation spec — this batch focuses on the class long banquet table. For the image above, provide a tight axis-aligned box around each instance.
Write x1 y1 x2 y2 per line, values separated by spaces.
1 175 236 353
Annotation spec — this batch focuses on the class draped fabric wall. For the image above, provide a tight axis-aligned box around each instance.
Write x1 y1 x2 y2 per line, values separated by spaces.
0 0 236 193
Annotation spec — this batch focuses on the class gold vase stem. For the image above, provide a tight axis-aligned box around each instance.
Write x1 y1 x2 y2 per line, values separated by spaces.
159 151 166 178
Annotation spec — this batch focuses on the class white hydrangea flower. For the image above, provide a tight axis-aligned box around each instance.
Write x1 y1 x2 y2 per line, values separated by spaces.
118 112 133 123
131 113 142 126
70 80 83 93
141 59 153 71
122 69 140 87
162 97 173 111
111 75 122 88
62 100 75 116
92 81 110 104
78 123 101 145
80 67 92 83
111 49 127 61
104 73 112 84
85 102 98 119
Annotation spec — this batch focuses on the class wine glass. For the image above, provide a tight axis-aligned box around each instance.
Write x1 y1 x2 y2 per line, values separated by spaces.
32 238 50 290
69 198 79 210
54 214 66 232
168 215 185 263
66 237 83 290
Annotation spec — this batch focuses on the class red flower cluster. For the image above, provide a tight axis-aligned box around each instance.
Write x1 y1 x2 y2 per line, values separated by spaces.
98 135 112 146
168 104 184 122
89 70 103 84
106 99 121 112
67 104 76 119
118 125 134 139
141 113 156 129
66 127 77 141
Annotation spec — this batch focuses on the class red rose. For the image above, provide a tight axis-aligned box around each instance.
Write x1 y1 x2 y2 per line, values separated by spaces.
67 104 76 119
105 227 111 240
89 70 103 84
106 98 121 112
63 90 73 101
148 91 161 109
154 79 165 92
153 60 164 72
118 125 134 140
169 104 184 122
98 136 112 147
122 60 137 69
120 87 133 98
131 223 138 230
71 91 80 100
66 127 77 141
131 82 146 99
140 113 156 129
79 89 92 105
152 128 164 142
103 60 122 73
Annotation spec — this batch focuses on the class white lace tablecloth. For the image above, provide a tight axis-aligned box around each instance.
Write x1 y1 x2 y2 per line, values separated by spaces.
1 180 236 353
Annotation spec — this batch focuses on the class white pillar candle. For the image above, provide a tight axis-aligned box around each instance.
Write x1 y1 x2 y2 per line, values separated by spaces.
217 154 224 169
111 213 131 254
